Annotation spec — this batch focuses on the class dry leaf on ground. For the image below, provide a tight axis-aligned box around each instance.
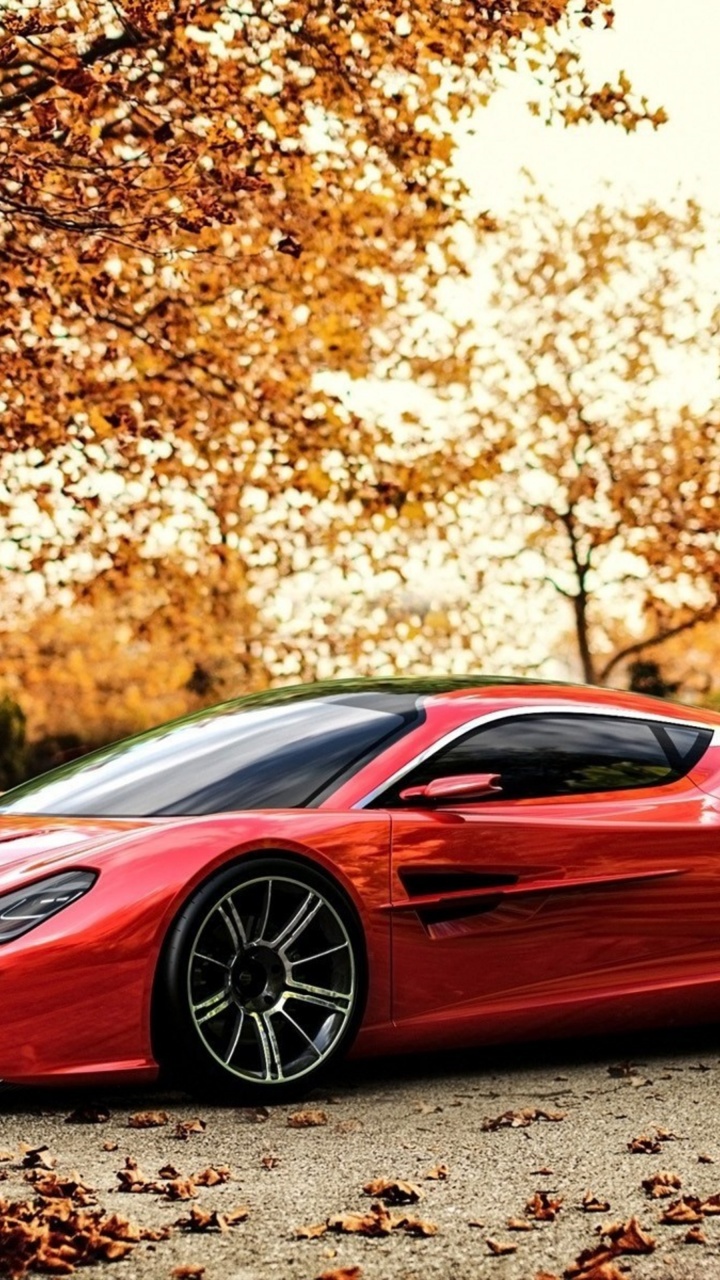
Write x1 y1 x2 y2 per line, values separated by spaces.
20 1146 55 1170
424 1163 449 1180
486 1237 517 1255
641 1171 682 1198
659 1197 703 1224
525 1190 562 1221
581 1192 610 1212
174 1119 207 1140
236 1106 270 1123
172 1266 205 1278
362 1178 422 1204
288 1110 328 1128
128 1111 169 1129
482 1107 565 1131
685 1225 707 1244
65 1106 111 1124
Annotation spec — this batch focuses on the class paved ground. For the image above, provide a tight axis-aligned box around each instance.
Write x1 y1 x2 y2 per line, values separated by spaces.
4 1028 720 1279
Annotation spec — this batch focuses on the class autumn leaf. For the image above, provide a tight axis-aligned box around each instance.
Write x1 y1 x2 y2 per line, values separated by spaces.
362 1178 423 1205
424 1163 449 1180
525 1190 562 1221
581 1192 611 1212
327 1204 394 1237
642 1171 682 1198
287 1110 328 1128
486 1238 517 1255
174 1119 207 1140
172 1268 205 1279
128 1111 169 1129
660 1197 704 1224
261 1153 281 1169
685 1225 707 1244
482 1108 565 1131
65 1105 111 1124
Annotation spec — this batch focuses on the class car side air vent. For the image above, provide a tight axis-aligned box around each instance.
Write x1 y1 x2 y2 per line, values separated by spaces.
399 868 518 896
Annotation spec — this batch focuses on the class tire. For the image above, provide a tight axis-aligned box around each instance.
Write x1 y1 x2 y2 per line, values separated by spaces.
155 856 367 1102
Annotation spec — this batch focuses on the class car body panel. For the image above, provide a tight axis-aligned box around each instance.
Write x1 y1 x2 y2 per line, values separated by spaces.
1 679 720 1088
0 811 392 1084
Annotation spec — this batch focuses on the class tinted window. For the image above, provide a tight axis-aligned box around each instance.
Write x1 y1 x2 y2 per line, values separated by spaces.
0 694 420 817
375 714 712 805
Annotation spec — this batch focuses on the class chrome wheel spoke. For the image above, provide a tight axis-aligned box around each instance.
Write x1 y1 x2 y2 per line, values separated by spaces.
254 879 273 942
284 979 351 1015
219 898 246 951
187 871 357 1085
193 987 233 1025
252 1010 284 1082
271 890 322 951
194 951 228 969
278 1006 322 1058
224 1010 245 1064
292 940 349 966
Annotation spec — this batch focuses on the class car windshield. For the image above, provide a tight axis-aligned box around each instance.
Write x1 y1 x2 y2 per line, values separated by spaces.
0 690 421 817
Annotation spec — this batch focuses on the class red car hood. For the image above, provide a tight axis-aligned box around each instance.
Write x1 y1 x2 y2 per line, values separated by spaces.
0 816 157 881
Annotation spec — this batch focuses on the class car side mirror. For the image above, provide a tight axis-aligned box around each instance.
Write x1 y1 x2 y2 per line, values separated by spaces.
399 773 502 802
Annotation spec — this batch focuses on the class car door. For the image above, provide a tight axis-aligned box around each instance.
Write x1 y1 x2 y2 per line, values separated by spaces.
379 710 720 1039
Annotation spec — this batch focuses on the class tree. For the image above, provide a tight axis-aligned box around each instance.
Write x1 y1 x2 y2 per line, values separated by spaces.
0 694 27 789
0 2 661 601
477 192 720 684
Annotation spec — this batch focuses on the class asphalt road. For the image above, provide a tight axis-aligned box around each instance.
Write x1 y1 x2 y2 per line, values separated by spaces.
4 1028 720 1279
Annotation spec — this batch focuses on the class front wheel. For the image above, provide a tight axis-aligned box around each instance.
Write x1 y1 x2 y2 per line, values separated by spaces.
155 856 366 1102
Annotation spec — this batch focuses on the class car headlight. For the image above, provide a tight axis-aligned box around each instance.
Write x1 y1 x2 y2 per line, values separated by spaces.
0 870 97 943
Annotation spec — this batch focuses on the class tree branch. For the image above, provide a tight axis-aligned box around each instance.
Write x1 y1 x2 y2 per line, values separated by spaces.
0 27 146 114
599 603 720 684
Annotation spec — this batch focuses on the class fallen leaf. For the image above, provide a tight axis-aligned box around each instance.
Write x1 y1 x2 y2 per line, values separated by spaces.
288 1110 328 1128
698 1153 714 1164
660 1197 703 1224
700 1193 720 1214
328 1204 394 1237
486 1237 517 1255
468 1218 485 1228
193 1165 231 1187
65 1105 110 1124
525 1190 562 1221
336 1119 363 1133
296 1221 329 1239
532 1166 554 1176
261 1152 281 1169
172 1268 205 1279
236 1106 270 1123
102 1141 119 1152
21 1146 55 1169
174 1119 207 1140
128 1110 169 1128
603 1216 656 1253
581 1192 611 1212
395 1213 437 1237
225 1206 250 1225
164 1176 198 1201
362 1178 423 1205
507 1217 534 1230
642 1170 682 1198
684 1225 707 1244
482 1108 565 1131
424 1163 449 1180
175 1206 228 1232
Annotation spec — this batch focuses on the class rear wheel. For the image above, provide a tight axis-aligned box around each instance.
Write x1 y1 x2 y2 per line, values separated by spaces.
156 857 366 1101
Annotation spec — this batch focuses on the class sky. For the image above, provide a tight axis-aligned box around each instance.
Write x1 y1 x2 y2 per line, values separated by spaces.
458 0 720 215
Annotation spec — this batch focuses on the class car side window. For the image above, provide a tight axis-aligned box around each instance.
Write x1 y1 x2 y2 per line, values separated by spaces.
374 714 712 807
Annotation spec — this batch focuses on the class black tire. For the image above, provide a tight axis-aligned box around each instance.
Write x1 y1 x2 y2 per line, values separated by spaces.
154 855 367 1103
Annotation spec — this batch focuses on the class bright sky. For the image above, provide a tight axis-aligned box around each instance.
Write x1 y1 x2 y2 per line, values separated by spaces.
458 0 720 213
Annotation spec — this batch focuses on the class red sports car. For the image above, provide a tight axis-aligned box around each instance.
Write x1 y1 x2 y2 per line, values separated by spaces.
1 676 720 1101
